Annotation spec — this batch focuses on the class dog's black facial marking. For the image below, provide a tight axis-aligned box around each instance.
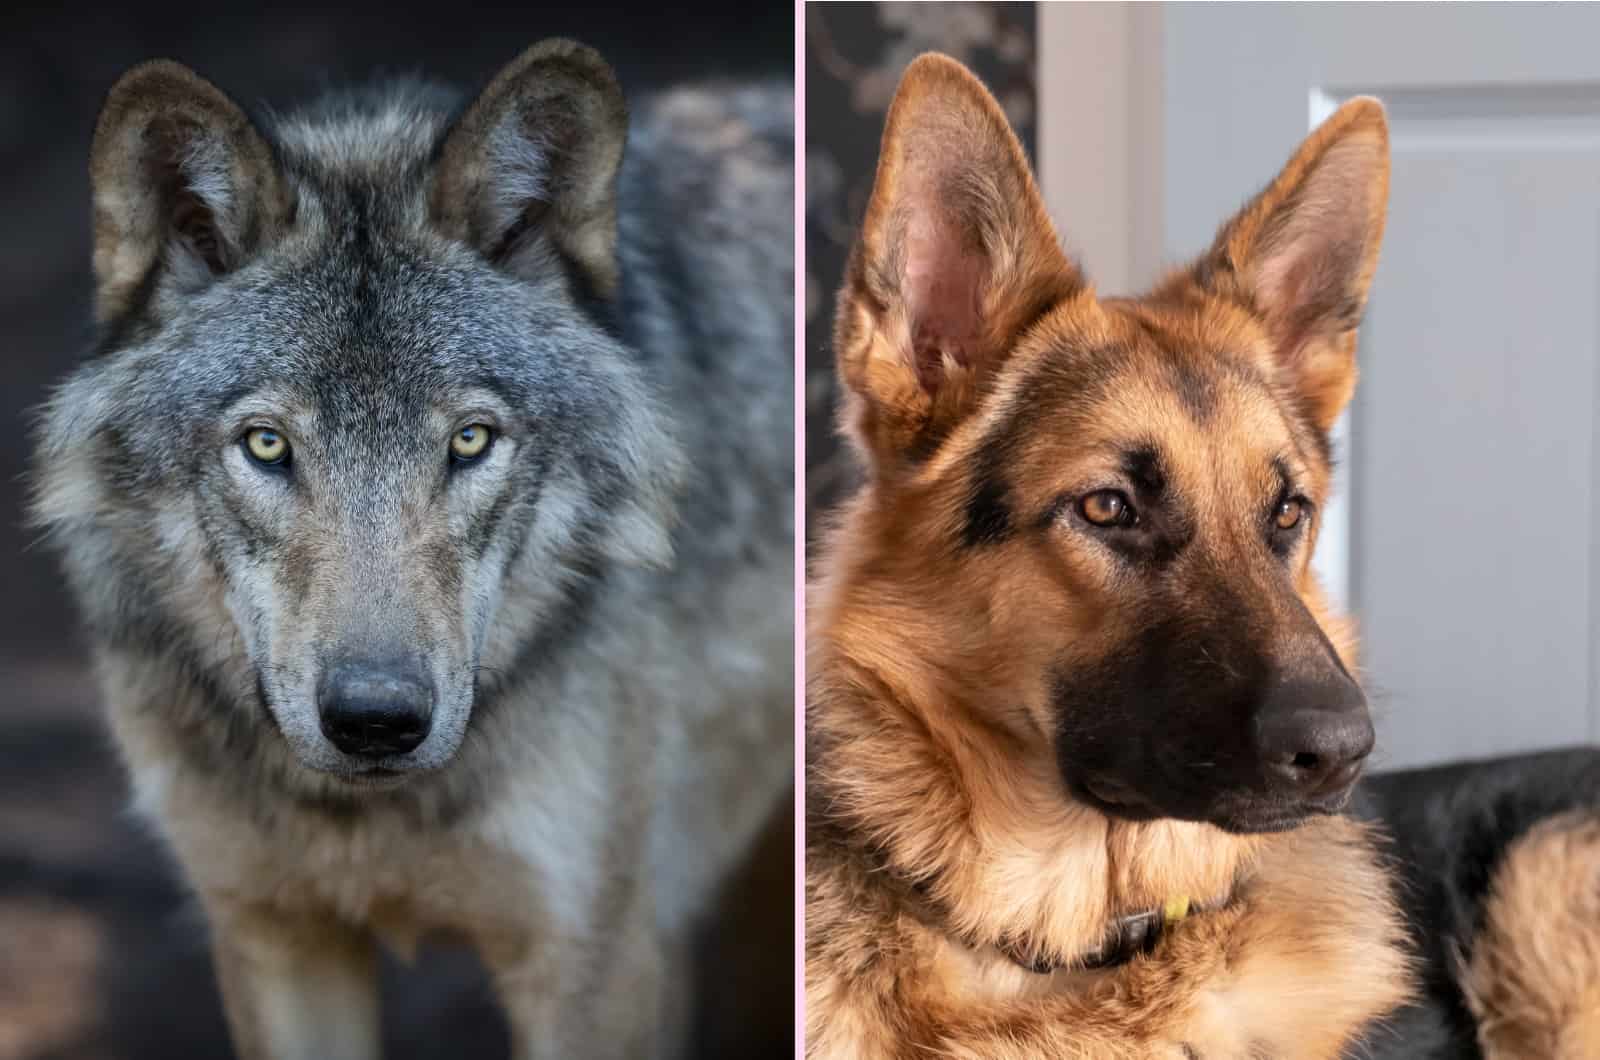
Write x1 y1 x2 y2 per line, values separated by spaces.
1051 563 1369 832
1094 515 1191 567
1052 615 1266 826
1177 361 1209 419
1072 445 1191 566
1168 356 1219 424
961 442 1013 548
1121 308 1230 426
1304 409 1335 466
1270 456 1294 498
1265 455 1311 560
1121 446 1167 497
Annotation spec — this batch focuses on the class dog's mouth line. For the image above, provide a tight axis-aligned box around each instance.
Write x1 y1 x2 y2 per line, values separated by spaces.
1082 776 1143 809
1072 771 1355 835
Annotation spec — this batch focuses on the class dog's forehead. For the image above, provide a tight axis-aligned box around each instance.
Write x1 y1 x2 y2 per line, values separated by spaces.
975 302 1310 492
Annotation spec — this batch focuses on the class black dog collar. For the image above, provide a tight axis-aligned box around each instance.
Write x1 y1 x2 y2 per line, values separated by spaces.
998 895 1196 974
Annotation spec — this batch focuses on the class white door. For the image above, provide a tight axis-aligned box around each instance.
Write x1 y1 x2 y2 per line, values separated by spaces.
1044 3 1600 769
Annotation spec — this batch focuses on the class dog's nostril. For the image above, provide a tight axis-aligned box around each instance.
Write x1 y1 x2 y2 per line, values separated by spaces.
1255 677 1373 798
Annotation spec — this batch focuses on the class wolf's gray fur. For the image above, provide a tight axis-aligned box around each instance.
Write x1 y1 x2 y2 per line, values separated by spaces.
33 40 791 1059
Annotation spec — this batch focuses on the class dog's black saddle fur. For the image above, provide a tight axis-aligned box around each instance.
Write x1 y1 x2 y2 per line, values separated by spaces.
1350 746 1600 1059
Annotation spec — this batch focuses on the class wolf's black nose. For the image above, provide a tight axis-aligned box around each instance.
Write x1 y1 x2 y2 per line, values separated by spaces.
317 662 434 758
1254 676 1374 799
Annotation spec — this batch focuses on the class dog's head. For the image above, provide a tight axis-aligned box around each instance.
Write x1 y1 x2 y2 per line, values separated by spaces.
34 42 682 786
832 55 1388 834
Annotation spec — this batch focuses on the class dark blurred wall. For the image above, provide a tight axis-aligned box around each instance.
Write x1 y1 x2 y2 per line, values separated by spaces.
803 2 1036 535
1 1 790 665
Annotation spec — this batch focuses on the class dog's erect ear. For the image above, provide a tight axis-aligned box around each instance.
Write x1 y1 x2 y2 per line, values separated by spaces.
1189 98 1390 433
89 61 291 323
836 53 1082 470
431 39 627 297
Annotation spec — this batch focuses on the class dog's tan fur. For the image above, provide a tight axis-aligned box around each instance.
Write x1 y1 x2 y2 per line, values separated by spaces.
1463 811 1600 1060
807 54 1411 1057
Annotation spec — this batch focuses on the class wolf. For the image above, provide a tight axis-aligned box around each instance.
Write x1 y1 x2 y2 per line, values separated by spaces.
805 53 1600 1058
32 39 792 1060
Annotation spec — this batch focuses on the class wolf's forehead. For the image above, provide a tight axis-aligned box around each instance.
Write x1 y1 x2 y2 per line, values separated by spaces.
146 267 534 427
236 269 499 368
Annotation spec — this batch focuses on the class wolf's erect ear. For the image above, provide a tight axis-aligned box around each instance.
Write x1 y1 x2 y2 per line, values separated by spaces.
1188 98 1390 433
431 39 627 298
89 61 291 323
836 54 1082 471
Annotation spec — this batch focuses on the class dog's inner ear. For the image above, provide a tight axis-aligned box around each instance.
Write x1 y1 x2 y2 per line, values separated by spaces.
1189 98 1390 433
89 61 290 323
431 39 627 298
897 189 991 388
840 55 1081 469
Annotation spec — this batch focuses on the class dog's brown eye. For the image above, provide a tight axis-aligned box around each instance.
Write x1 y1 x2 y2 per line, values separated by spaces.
450 424 493 462
1081 490 1135 528
243 427 290 467
1275 498 1305 530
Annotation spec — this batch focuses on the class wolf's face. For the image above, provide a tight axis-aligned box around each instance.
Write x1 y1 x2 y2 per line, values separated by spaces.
36 43 681 783
831 57 1389 834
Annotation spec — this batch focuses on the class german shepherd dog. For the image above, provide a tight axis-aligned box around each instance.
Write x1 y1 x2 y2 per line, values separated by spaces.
33 41 791 1059
806 54 1600 1058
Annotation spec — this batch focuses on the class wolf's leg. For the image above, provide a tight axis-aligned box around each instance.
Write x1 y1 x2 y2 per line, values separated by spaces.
208 903 380 1060
481 892 666 1060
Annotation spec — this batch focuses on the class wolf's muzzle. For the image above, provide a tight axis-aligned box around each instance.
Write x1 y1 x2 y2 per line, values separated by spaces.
316 661 434 758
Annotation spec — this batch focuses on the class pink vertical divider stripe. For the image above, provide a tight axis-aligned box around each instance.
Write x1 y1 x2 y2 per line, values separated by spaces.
792 1 806 1057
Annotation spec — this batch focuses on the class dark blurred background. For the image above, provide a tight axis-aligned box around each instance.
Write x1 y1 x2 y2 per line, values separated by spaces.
0 5 790 1058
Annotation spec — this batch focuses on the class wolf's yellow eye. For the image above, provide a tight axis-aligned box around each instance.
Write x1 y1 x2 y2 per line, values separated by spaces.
450 424 493 462
243 427 289 466
1081 490 1134 528
1275 498 1305 531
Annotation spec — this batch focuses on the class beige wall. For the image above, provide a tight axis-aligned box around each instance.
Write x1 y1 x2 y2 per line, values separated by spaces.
1036 3 1163 297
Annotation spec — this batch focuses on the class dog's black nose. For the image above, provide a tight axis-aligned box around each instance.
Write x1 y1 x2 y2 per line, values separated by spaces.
317 662 433 758
1254 676 1374 798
